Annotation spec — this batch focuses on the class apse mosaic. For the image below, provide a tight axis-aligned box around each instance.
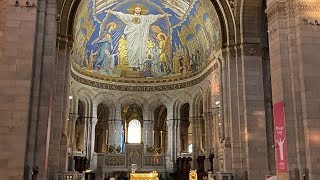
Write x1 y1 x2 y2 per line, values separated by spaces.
72 0 221 79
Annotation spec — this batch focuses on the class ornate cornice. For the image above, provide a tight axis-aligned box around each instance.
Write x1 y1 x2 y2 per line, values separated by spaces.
71 63 218 92
266 1 287 22
297 1 320 16
267 1 320 22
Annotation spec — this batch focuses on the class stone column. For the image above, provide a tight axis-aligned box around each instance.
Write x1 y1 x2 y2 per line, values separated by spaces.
22 0 57 178
143 120 154 148
166 119 175 172
84 117 89 158
69 114 79 170
90 117 98 165
267 1 320 179
114 120 123 147
189 116 199 169
176 120 182 155
203 112 213 171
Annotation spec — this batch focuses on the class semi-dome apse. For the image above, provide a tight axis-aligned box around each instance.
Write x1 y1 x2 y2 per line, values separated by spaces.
72 0 221 81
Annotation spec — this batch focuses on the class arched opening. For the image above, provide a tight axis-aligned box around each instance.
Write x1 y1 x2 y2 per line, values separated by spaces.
128 119 142 143
180 103 191 153
153 105 167 154
95 104 109 153
122 103 143 144
199 99 205 152
74 100 85 152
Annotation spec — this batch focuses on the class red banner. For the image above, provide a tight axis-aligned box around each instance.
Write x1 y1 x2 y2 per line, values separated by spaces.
273 102 288 173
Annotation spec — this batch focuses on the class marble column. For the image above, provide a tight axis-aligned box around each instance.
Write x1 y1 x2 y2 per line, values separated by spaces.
90 117 98 164
166 119 175 172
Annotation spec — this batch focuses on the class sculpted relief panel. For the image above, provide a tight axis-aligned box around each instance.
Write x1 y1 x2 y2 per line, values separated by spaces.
72 0 221 80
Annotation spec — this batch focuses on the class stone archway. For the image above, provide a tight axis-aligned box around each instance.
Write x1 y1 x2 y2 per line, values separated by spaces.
20 0 274 179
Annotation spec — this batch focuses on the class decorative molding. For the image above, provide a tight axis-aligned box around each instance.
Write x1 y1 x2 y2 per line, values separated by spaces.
297 1 320 16
228 0 236 15
267 1 320 22
71 63 218 92
302 18 320 26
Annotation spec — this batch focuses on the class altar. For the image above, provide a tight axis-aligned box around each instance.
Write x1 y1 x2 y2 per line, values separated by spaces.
130 171 159 180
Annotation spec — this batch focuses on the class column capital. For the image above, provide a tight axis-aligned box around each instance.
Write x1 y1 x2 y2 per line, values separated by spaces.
240 43 262 57
68 113 79 121
202 112 213 121
91 117 98 126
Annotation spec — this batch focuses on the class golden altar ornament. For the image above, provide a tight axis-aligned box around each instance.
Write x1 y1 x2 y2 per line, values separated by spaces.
130 171 159 180
189 170 198 180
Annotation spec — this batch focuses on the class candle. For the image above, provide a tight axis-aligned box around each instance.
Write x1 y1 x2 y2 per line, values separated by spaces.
146 131 148 145
152 130 155 146
160 131 163 146
106 130 108 144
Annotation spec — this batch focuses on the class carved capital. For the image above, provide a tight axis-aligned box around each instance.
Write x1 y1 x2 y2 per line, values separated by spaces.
227 47 236 58
202 112 213 121
57 35 73 50
240 44 262 57
68 113 79 122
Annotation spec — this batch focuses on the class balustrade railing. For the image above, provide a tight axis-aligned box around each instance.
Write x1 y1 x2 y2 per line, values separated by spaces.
143 154 165 168
104 154 126 167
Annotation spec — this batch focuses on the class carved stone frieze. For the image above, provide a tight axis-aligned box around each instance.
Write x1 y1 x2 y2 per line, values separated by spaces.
71 63 218 92
267 1 320 22
297 1 320 16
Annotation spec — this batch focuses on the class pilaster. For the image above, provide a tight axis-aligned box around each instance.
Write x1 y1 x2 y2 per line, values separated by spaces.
267 1 320 179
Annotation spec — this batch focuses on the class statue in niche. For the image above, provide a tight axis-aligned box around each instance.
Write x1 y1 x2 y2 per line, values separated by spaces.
106 4 171 70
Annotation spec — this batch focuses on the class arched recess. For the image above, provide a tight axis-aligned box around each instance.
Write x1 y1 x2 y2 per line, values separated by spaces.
74 100 85 152
119 94 145 109
153 105 168 154
77 88 95 116
122 103 143 144
94 104 109 153
71 90 93 154
93 92 117 120
180 103 191 153
191 93 205 153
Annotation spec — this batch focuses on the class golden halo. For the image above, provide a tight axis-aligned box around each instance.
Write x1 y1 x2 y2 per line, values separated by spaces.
127 4 148 15
106 22 117 30
157 32 167 41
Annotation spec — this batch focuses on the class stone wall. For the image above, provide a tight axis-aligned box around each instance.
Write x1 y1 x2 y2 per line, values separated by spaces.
0 1 36 179
267 0 320 179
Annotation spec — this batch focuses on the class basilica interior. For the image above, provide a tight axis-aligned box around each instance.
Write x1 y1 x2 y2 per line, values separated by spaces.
0 0 320 180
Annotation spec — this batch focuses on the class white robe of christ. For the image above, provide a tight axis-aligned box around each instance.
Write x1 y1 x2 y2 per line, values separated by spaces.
113 11 162 68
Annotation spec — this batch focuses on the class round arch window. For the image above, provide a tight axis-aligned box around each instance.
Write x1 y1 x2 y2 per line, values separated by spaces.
128 120 141 144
